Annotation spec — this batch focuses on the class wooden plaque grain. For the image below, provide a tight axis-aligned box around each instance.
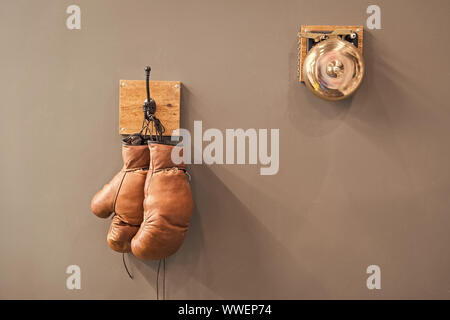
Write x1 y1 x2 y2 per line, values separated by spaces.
119 80 180 136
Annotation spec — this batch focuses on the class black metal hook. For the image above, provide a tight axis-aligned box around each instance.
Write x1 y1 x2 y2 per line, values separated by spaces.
143 66 156 119
138 65 165 142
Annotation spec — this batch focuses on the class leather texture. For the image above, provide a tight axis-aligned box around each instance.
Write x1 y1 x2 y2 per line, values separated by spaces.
91 142 149 253
131 143 194 260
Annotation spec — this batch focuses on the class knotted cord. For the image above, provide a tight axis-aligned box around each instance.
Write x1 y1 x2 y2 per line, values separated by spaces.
139 114 165 142
122 253 133 279
156 258 166 300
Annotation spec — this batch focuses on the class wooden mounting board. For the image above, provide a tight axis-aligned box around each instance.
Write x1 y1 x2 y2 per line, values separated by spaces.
299 25 363 82
119 80 180 136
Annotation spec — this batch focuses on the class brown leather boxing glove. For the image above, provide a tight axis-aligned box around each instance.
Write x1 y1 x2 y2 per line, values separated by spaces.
91 138 149 253
131 142 194 260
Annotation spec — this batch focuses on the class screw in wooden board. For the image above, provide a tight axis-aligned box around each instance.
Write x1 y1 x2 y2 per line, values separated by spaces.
174 84 180 89
121 82 126 87
121 128 125 132
356 28 360 32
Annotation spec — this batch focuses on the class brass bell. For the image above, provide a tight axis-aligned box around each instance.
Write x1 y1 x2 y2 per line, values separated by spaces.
302 38 364 101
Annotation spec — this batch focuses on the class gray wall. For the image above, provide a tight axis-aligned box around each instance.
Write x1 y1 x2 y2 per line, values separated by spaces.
1 0 449 299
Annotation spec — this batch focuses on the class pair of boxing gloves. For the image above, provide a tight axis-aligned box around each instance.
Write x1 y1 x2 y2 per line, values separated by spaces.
90 137 193 260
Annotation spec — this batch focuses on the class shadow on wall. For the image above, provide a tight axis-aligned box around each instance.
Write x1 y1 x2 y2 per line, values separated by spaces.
121 65 330 299
130 164 327 299
338 31 427 164
286 30 425 163
126 27 448 301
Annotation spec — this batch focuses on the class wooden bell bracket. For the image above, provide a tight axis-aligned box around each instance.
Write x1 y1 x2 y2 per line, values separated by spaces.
119 80 181 136
298 25 363 82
